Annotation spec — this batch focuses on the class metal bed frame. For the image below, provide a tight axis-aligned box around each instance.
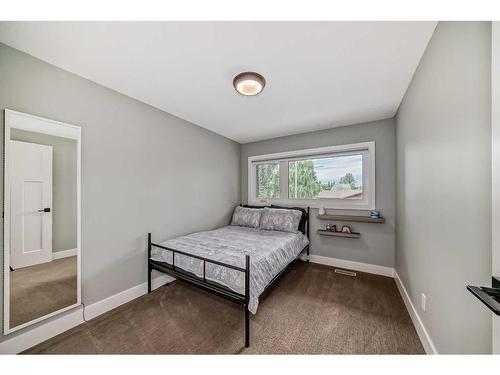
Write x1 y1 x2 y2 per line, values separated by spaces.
147 206 310 348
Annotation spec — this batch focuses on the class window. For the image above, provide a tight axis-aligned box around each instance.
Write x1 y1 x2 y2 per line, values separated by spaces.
256 163 280 199
248 142 375 210
288 154 363 200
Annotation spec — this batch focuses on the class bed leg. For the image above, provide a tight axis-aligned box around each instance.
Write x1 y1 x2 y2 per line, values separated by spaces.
244 254 250 348
307 245 310 263
148 264 152 294
148 233 152 293
245 307 250 348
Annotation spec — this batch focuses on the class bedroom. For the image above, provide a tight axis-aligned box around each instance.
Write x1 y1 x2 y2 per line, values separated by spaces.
0 0 499 371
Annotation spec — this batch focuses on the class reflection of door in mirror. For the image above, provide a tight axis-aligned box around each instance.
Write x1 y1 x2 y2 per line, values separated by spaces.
10 140 53 269
4 110 81 334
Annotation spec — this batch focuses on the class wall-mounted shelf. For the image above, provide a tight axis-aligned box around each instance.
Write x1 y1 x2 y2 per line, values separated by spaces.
317 229 361 239
317 214 385 224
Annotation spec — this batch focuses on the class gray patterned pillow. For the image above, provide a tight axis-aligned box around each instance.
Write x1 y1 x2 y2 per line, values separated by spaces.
259 207 302 233
230 206 262 228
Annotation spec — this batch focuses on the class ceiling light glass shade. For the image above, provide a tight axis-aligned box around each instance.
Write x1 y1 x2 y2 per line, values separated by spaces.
233 72 266 96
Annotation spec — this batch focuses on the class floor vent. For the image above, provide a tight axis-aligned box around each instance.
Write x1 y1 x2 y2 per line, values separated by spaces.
334 269 357 277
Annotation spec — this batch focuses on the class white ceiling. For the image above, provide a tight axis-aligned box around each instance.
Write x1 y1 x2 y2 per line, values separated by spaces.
0 22 436 143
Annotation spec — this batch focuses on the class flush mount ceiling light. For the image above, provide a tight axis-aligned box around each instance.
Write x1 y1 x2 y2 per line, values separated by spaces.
233 72 266 96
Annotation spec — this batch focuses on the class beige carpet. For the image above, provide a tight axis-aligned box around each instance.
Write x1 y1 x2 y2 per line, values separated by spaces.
25 262 424 354
10 256 77 328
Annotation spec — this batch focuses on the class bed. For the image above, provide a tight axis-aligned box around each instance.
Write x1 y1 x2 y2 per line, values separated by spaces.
147 205 310 348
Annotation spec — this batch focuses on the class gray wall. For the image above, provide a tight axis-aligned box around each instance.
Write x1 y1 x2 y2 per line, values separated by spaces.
11 128 77 253
396 22 492 353
241 119 396 268
0 43 241 340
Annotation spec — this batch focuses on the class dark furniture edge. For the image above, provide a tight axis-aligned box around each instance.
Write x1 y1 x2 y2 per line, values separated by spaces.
493 276 500 289
466 285 500 316
317 214 385 223
317 229 361 238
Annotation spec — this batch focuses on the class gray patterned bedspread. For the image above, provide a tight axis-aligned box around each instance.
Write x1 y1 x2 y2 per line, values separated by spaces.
150 225 309 314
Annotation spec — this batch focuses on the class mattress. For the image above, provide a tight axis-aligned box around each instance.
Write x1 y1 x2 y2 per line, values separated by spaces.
150 225 309 314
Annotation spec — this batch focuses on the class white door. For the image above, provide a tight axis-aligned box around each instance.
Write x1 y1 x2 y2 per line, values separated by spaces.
10 140 53 269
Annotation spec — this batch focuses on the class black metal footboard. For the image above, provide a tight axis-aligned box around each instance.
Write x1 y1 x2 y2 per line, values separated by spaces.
147 233 251 347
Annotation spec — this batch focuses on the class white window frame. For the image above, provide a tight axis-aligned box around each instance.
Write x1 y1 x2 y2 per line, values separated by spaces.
248 141 375 210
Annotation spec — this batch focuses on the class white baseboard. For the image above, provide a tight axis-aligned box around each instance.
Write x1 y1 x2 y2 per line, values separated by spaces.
394 271 437 354
0 274 174 354
307 254 395 277
52 248 77 260
0 307 84 354
84 274 174 321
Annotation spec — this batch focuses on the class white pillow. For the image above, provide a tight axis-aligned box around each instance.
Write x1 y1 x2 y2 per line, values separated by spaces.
259 207 302 233
230 206 263 228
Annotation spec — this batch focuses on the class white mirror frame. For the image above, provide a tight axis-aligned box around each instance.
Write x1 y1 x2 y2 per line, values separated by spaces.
3 109 81 334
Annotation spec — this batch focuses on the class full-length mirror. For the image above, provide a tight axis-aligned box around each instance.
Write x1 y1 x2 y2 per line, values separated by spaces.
4 110 81 334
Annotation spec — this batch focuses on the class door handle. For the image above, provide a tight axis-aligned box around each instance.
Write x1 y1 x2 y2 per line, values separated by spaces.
38 208 51 213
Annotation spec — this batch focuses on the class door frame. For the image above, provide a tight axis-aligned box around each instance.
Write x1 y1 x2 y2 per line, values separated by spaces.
492 22 500 354
3 109 82 335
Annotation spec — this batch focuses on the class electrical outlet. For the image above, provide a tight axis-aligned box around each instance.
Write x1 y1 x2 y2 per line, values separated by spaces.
421 293 427 312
